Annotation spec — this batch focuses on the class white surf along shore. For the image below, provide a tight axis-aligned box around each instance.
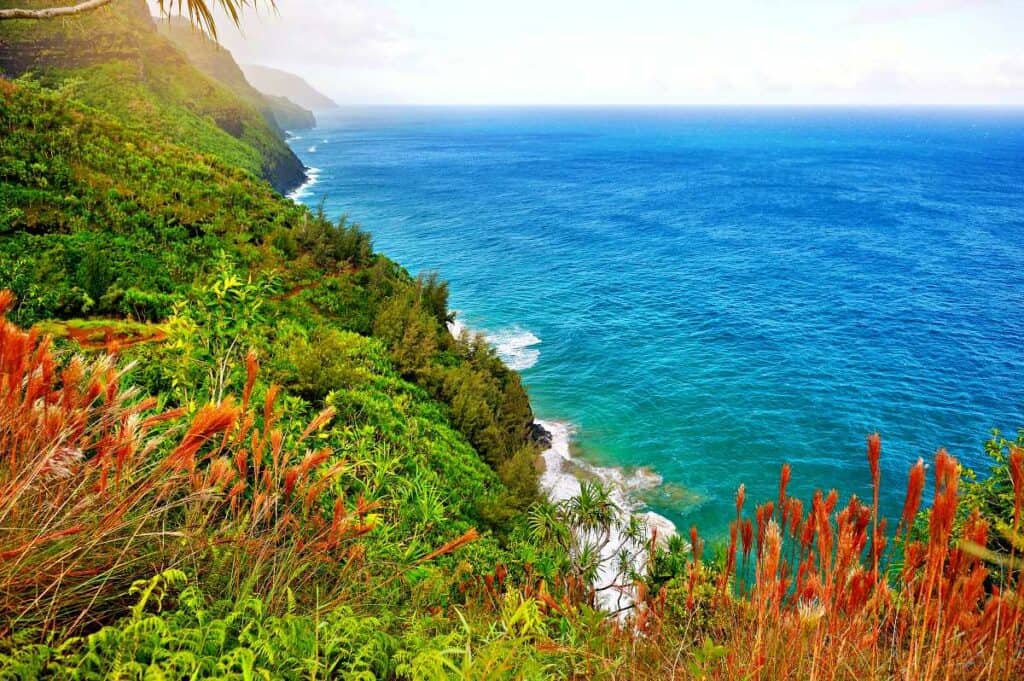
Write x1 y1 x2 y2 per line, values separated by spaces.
287 166 321 202
447 316 677 609
284 130 321 203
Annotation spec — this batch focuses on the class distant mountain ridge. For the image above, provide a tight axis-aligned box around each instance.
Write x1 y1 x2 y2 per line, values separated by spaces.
242 64 339 112
156 18 316 132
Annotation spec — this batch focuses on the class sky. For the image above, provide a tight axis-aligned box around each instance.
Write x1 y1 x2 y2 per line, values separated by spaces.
186 0 1024 106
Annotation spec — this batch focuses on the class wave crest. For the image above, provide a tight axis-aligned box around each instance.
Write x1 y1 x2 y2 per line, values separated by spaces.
446 318 541 371
288 167 321 202
487 327 541 370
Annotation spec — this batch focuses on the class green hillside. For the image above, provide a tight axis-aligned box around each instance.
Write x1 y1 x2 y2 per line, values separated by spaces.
0 0 307 192
156 17 316 132
1 4 1022 679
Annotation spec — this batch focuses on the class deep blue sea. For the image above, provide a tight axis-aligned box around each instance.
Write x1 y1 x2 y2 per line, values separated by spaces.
288 108 1024 535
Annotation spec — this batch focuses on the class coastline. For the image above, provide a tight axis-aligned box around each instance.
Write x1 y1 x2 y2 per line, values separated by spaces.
283 130 320 202
287 165 321 202
535 420 677 546
535 420 678 568
448 316 677 606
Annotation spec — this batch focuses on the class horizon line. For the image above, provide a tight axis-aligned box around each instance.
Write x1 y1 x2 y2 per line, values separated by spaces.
316 102 1024 111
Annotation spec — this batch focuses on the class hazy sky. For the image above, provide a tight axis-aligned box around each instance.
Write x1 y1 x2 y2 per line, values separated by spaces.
195 0 1024 105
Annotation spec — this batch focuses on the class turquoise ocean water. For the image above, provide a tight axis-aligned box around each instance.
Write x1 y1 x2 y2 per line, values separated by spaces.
288 107 1024 535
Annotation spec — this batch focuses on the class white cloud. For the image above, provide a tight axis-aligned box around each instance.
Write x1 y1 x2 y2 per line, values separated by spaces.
212 0 416 67
849 0 999 24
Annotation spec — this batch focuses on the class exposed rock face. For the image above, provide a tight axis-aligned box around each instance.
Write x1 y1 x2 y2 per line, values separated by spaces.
0 0 307 194
529 421 553 449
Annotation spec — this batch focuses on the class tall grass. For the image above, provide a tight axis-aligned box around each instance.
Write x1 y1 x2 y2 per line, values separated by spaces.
459 437 1023 679
634 437 1023 678
0 291 371 637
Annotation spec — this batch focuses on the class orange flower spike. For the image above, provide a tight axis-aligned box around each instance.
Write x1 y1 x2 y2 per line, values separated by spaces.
0 289 15 315
126 394 160 422
227 480 246 500
103 367 119 404
824 489 839 514
788 497 804 537
963 509 989 552
867 433 881 490
328 497 344 535
299 407 337 443
262 384 280 432
800 501 816 551
901 457 926 533
0 524 84 561
779 463 792 511
298 449 331 478
757 520 783 612
741 518 754 560
141 406 188 430
756 501 774 556
233 412 256 451
929 449 959 549
735 483 746 519
283 467 300 498
720 521 739 595
418 528 480 563
167 403 239 472
58 357 83 409
235 448 249 479
270 430 284 474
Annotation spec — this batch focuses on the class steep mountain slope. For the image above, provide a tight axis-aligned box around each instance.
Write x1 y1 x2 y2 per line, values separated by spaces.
243 62 339 111
0 71 539 519
0 0 306 193
156 17 316 132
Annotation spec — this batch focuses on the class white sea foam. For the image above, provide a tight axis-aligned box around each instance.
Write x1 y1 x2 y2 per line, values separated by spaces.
446 317 467 338
308 145 318 153
487 327 541 370
537 419 677 611
287 167 321 203
446 317 541 371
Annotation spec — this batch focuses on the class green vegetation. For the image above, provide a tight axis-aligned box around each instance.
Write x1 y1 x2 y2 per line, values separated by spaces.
157 17 317 133
0 0 305 192
1 7 1023 678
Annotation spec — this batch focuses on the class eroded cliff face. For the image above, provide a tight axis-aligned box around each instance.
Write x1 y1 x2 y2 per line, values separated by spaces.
0 0 306 194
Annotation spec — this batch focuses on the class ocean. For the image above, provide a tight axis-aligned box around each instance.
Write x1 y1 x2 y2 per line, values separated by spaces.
288 107 1024 536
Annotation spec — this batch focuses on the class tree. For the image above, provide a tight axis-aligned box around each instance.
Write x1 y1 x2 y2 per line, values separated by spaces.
527 481 652 611
0 0 270 38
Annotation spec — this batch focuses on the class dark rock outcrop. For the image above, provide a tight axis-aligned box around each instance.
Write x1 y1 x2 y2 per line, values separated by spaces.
529 421 553 449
